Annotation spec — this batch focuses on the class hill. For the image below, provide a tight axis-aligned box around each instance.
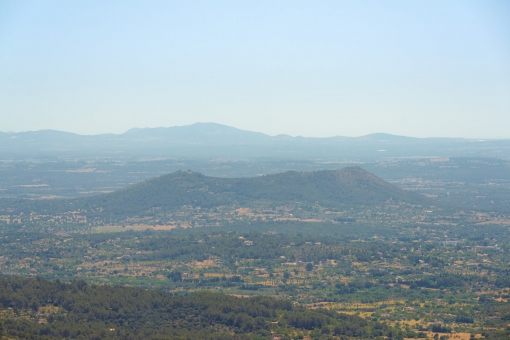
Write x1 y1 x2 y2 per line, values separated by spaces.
2 122 509 160
10 167 434 224
84 166 430 215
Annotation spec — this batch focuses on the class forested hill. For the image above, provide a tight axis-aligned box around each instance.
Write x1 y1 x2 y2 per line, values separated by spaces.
0 276 400 339
13 167 433 219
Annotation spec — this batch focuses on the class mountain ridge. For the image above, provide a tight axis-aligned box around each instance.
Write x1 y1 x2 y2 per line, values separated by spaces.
10 167 434 224
2 122 508 160
0 122 486 140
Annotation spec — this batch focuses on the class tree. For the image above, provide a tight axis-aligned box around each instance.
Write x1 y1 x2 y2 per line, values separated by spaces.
167 271 182 282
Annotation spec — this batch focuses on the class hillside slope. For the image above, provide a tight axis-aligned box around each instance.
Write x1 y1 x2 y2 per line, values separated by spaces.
0 276 398 339
59 167 433 217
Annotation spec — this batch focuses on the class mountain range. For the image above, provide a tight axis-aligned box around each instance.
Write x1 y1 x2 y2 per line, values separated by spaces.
1 122 508 160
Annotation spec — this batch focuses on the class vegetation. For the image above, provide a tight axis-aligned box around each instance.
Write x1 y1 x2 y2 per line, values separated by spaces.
1 224 510 338
1 167 433 224
0 276 399 339
1 160 510 339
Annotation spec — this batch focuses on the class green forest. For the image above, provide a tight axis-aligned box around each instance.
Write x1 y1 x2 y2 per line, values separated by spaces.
0 167 432 221
0 276 400 340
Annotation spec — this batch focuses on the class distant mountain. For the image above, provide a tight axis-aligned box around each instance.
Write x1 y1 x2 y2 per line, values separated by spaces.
124 122 273 144
15 167 433 220
1 122 508 159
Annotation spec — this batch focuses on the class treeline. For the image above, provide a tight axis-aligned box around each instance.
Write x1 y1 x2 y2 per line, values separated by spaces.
0 276 400 339
125 232 415 264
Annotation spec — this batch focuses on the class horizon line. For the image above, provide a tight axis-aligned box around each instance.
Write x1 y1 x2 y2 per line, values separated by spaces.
0 122 504 141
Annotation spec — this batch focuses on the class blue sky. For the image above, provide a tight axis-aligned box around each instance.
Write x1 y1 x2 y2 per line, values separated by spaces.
0 1 509 138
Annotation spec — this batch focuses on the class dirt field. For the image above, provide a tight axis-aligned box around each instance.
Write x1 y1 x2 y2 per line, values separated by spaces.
411 332 483 340
95 224 187 232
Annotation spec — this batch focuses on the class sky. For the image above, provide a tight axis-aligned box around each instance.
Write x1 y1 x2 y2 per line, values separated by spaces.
0 1 509 138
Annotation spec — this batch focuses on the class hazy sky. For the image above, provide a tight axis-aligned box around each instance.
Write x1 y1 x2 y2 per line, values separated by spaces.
1 1 509 138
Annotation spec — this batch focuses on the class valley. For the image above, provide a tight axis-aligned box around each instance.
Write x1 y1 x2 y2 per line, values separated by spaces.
0 224 509 339
1 159 510 339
